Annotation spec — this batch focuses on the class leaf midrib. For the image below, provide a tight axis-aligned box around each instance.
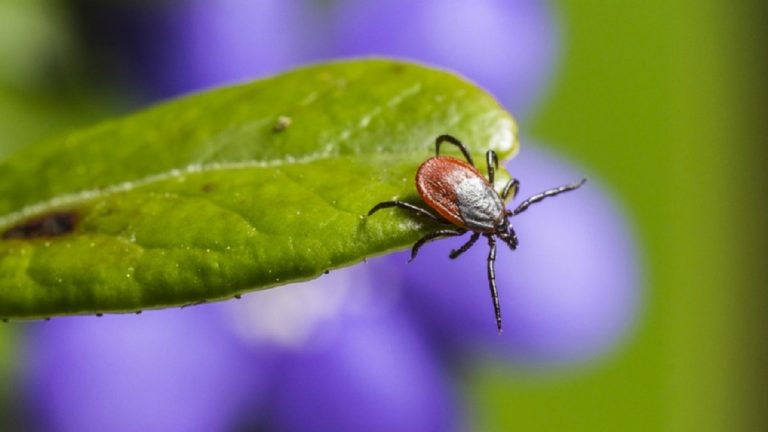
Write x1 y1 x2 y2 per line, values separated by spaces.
0 153 427 229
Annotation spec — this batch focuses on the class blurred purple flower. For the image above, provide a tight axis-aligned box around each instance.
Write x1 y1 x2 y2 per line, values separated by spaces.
86 0 558 114
24 307 269 432
22 1 640 431
265 308 459 432
78 0 328 99
332 0 560 116
25 260 463 431
155 0 328 96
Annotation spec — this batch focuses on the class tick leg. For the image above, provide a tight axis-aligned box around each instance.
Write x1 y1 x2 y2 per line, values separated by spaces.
449 232 480 259
511 178 587 216
436 134 474 166
500 178 520 203
368 201 442 222
486 235 503 333
410 229 466 262
486 150 499 184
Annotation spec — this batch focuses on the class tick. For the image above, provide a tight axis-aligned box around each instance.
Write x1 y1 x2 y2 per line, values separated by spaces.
368 134 586 333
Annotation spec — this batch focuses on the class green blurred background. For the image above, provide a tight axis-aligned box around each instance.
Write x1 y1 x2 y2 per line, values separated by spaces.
1 0 766 430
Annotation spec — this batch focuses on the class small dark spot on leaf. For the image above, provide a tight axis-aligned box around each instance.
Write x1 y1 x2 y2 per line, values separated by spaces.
323 270 330 275
2 210 79 240
96 313 103 317
1 318 7 323
273 115 292 132
234 294 242 299
391 64 405 74
201 183 217 193
135 310 142 315
44 317 51 321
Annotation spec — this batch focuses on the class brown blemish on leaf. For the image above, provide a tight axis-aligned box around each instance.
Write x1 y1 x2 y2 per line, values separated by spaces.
201 183 217 193
2 211 79 240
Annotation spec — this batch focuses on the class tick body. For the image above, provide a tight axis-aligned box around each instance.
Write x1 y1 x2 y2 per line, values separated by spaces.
417 156 505 233
369 134 586 333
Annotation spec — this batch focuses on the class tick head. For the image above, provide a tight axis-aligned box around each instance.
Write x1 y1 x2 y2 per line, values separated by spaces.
495 217 518 250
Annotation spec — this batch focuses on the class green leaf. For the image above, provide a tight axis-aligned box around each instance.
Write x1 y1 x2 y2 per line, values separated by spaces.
0 58 517 319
